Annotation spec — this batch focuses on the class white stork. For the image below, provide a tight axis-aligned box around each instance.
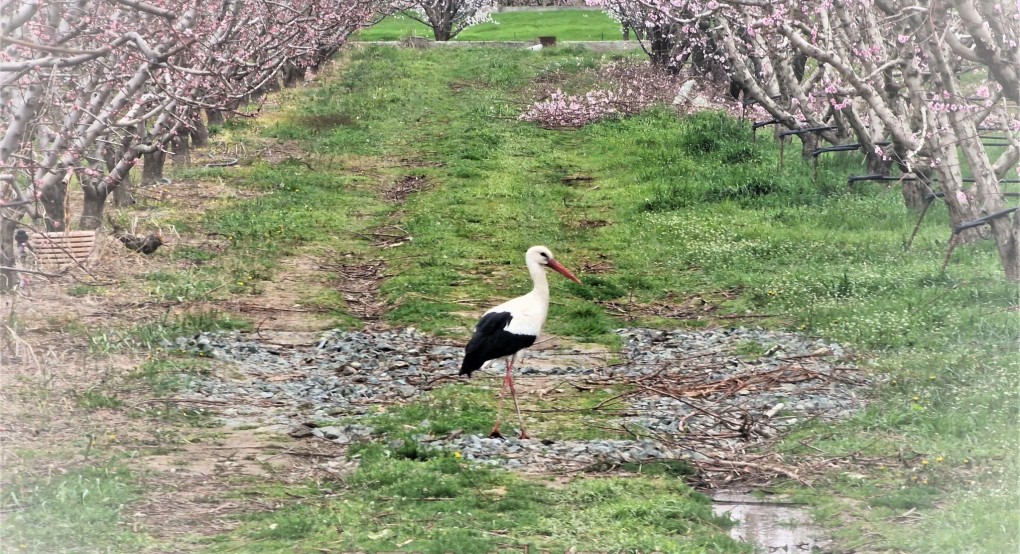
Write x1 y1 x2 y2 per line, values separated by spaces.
460 245 582 439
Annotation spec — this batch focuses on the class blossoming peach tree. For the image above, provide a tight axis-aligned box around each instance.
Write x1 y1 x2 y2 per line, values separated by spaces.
585 0 1019 280
0 0 389 290
402 0 497 41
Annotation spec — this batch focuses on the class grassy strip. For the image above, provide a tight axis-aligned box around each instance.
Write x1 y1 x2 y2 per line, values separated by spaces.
0 465 151 553
355 10 625 42
82 310 250 354
345 383 631 441
201 446 744 553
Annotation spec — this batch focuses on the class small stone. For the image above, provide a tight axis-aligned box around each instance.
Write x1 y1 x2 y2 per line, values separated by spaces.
288 426 315 439
313 426 342 440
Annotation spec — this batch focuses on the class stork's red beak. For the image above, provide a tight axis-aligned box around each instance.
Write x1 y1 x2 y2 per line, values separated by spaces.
548 259 581 284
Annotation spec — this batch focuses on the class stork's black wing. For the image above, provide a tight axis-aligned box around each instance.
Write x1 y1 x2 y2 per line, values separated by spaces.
459 311 536 376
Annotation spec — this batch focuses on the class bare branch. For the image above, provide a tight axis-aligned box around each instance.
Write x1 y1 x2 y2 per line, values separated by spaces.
112 0 178 19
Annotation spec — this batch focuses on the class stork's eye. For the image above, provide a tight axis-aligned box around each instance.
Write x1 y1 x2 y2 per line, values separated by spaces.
540 252 550 260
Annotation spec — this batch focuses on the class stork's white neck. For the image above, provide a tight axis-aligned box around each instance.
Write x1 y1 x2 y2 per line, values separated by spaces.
526 256 549 302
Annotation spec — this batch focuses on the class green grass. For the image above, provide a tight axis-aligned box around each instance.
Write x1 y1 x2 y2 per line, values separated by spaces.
203 449 745 553
85 310 250 354
0 465 151 553
356 9 625 42
344 382 631 441
132 356 212 396
74 389 125 409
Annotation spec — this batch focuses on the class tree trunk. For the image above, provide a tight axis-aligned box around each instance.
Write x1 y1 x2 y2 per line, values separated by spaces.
112 173 135 207
142 149 166 185
800 133 819 160
171 132 190 166
79 179 108 230
207 109 225 126
901 180 929 212
39 181 67 232
433 26 452 41
945 112 1020 279
104 142 135 207
0 218 19 291
865 153 893 175
282 64 303 88
992 214 1020 281
191 115 210 147
929 166 982 244
649 26 675 70
792 54 807 82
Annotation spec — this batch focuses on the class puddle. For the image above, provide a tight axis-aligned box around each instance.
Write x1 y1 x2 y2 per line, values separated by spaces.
712 490 831 552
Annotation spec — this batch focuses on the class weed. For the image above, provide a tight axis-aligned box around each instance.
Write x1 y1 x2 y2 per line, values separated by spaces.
555 303 614 342
74 390 124 409
85 310 250 354
565 275 626 301
0 465 149 552
208 452 743 553
358 385 496 437
130 311 250 350
733 339 767 358
145 269 225 303
132 357 210 396
870 485 941 511
174 245 217 265
67 284 103 297
677 111 753 155
589 459 698 477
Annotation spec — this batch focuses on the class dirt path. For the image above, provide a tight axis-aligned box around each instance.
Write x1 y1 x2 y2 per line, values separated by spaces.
0 176 379 548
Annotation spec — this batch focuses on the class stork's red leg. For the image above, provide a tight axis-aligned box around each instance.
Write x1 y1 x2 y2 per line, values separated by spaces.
506 356 529 439
489 359 512 439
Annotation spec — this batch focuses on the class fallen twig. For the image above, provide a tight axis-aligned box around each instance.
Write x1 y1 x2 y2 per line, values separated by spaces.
0 265 69 278
702 458 812 486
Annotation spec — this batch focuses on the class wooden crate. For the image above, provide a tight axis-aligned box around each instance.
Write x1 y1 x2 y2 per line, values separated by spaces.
28 231 97 267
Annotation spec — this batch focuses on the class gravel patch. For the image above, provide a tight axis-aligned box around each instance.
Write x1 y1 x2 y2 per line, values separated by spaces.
172 326 868 479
